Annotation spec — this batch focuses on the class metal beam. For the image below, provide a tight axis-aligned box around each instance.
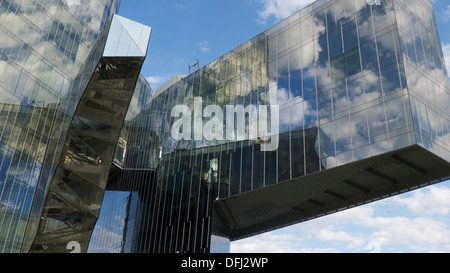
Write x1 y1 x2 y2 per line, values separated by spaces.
390 154 427 176
324 190 347 201
365 168 397 184
340 179 371 194
307 199 325 207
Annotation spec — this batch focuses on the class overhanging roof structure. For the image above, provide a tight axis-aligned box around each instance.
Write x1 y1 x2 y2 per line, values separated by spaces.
214 145 450 240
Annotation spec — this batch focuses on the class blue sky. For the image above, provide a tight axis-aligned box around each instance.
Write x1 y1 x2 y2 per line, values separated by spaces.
117 0 450 253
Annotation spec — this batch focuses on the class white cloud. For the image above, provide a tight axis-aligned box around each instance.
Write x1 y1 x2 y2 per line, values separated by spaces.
231 205 375 253
175 2 186 11
88 226 124 253
198 40 211 54
442 5 450 21
255 0 315 24
231 184 450 253
442 44 450 79
363 216 450 252
231 232 338 253
231 233 301 253
315 229 367 249
394 185 450 216
146 76 169 86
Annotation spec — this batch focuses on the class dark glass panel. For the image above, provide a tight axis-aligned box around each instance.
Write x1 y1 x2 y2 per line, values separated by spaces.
290 69 302 98
229 146 241 196
252 145 264 190
316 34 329 63
319 121 335 158
291 130 305 179
265 150 277 186
360 40 378 71
328 26 343 59
277 134 291 182
345 47 361 77
305 127 320 175
381 62 401 95
241 144 252 193
331 54 346 82
343 20 358 52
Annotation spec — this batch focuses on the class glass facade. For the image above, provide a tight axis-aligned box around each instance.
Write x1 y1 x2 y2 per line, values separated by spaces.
1 0 448 254
88 0 449 254
88 75 157 253
92 0 450 254
28 14 151 253
0 0 153 253
395 0 450 162
0 0 121 253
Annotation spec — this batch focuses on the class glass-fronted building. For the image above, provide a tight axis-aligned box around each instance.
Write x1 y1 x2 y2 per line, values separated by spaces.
0 0 449 254
0 0 152 253
89 0 450 253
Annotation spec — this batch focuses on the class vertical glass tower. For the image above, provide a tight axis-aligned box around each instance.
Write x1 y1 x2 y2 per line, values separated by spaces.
0 0 120 253
0 0 152 253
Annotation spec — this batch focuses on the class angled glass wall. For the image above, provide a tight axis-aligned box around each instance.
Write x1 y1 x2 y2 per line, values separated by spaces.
0 0 120 253
88 75 157 253
27 14 151 253
114 74 154 168
394 0 450 162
